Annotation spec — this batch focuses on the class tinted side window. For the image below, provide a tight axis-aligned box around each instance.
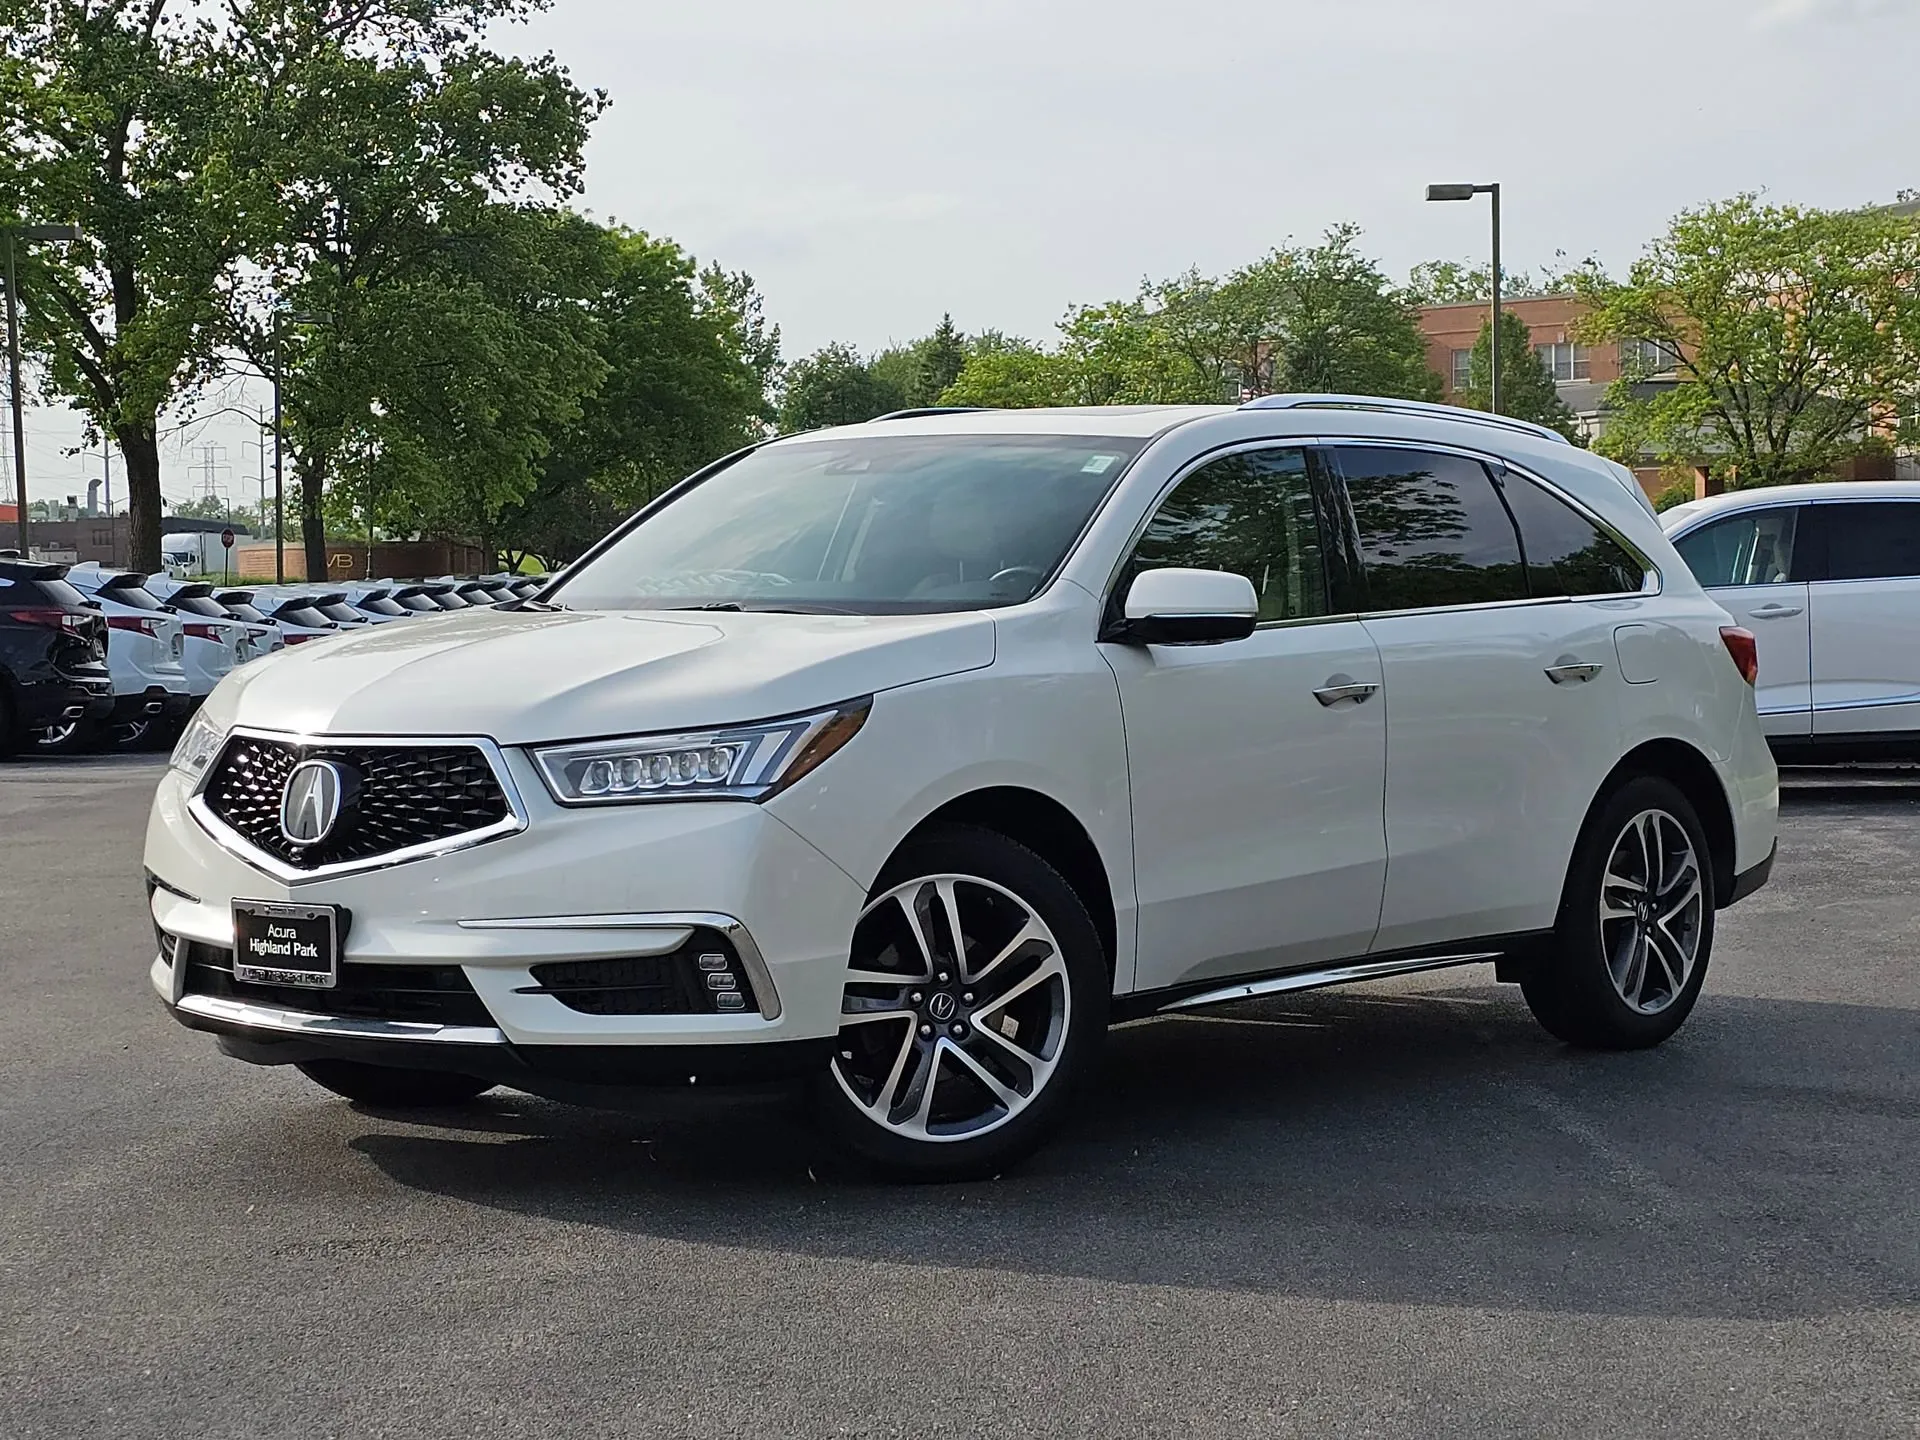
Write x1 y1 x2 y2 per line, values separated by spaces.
1337 446 1526 611
1672 508 1801 587
1815 502 1920 582
1120 447 1326 623
1496 472 1646 597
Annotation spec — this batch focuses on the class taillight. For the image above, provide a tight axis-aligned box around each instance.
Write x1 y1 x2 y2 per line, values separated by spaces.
4 607 92 635
1720 626 1759 686
181 621 230 642
284 632 313 644
106 614 161 639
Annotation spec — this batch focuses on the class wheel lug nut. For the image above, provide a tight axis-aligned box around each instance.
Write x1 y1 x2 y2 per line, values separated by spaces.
950 1023 966 1037
920 1024 933 1037
937 972 950 983
910 991 923 1004
962 992 973 1003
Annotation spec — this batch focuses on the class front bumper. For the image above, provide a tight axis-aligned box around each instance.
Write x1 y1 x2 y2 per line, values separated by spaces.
143 755 869 1064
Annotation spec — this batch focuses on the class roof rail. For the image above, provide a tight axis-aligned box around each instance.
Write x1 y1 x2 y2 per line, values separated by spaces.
868 406 996 422
1240 393 1573 446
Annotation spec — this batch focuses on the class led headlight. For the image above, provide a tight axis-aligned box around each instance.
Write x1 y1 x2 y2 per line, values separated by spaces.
169 711 227 780
532 699 871 806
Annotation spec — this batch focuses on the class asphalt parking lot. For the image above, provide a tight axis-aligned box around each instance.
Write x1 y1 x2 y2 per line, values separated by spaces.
1 756 1915 1439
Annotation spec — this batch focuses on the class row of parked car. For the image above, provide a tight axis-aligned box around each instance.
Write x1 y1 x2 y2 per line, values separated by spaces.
0 562 548 757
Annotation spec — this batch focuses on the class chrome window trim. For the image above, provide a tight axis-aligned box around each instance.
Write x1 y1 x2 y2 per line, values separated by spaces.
1315 435 1662 608
186 725 529 886
1098 436 1334 624
1669 495 1920 587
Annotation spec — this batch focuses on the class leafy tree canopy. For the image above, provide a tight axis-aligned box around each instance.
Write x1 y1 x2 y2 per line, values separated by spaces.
1454 310 1581 440
1573 195 1920 488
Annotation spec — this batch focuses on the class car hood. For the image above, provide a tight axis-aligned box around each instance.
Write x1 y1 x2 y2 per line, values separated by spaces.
215 606 997 743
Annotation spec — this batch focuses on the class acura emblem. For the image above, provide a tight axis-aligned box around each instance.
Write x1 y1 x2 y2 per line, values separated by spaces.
280 759 347 846
927 992 958 1022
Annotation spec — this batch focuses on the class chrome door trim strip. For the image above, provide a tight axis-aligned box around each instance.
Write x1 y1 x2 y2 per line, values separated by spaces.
1158 951 1504 1013
174 991 508 1045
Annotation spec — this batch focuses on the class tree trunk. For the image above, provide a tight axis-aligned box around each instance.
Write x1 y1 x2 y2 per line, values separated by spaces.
299 451 329 583
118 421 164 575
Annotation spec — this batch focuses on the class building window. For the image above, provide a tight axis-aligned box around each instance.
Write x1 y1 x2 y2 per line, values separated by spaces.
1533 342 1591 382
1620 337 1681 375
1450 348 1472 391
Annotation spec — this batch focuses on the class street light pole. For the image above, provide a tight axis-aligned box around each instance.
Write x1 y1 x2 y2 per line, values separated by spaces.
272 320 285 583
1425 183 1503 415
4 223 85 558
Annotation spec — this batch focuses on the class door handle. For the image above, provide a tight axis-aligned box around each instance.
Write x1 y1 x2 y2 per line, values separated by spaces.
1749 604 1803 619
1544 661 1605 685
1313 679 1379 706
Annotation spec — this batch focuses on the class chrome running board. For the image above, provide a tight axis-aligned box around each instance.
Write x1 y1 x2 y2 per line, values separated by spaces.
1157 951 1504 1014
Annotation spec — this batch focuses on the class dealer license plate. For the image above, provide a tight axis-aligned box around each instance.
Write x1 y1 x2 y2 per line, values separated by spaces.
231 901 340 989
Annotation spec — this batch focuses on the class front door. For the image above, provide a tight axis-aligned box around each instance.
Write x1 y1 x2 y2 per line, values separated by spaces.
1670 504 1813 738
1103 444 1388 993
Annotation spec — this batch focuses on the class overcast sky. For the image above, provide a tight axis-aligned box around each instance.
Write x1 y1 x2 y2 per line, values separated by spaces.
15 0 1920 513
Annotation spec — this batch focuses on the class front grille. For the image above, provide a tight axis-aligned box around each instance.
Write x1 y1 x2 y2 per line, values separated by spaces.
525 929 756 1015
201 733 512 870
181 942 494 1027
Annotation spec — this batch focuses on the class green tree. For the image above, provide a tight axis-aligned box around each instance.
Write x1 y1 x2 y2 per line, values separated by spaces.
218 0 605 577
913 313 968 406
1574 195 1920 488
939 338 1075 407
1455 310 1580 439
499 227 779 568
777 343 905 432
1 0 272 572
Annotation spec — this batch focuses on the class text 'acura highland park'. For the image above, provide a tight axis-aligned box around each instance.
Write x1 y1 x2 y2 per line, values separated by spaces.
144 395 1779 1179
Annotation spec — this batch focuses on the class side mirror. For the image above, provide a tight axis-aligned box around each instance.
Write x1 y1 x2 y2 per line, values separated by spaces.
1107 567 1259 645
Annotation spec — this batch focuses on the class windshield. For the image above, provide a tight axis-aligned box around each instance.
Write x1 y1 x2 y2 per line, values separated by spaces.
275 605 331 628
315 601 365 623
360 596 409 616
172 596 232 618
430 590 470 609
552 434 1146 614
30 578 90 608
222 601 267 623
393 593 442 612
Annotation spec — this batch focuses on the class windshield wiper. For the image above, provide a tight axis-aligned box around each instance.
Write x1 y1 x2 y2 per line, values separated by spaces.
670 601 743 611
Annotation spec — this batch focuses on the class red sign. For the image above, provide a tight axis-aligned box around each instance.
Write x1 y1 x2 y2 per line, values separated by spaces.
220 528 235 550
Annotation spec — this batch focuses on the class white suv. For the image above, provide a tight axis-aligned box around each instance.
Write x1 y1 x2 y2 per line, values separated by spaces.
1663 480 1920 761
144 397 1779 1179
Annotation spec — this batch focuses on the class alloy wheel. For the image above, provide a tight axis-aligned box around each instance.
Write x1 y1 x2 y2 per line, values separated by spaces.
35 720 80 749
832 874 1070 1143
1598 808 1705 1015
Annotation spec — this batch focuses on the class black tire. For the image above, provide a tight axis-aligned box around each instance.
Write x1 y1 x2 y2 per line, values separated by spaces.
1523 774 1716 1050
296 1059 495 1108
812 823 1108 1181
0 688 16 759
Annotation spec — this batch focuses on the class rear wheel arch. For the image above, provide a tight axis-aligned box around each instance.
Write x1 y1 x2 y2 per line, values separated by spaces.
890 787 1117 977
1597 739 1737 907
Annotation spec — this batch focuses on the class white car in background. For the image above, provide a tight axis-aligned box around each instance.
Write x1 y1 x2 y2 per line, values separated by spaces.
235 587 362 645
145 396 1778 1179
145 577 247 696
61 564 191 750
1663 480 1920 761
335 585 419 624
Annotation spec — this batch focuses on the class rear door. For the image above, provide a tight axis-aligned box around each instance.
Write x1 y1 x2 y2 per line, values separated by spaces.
1800 500 1920 738
1332 444 1635 953
1669 504 1813 738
